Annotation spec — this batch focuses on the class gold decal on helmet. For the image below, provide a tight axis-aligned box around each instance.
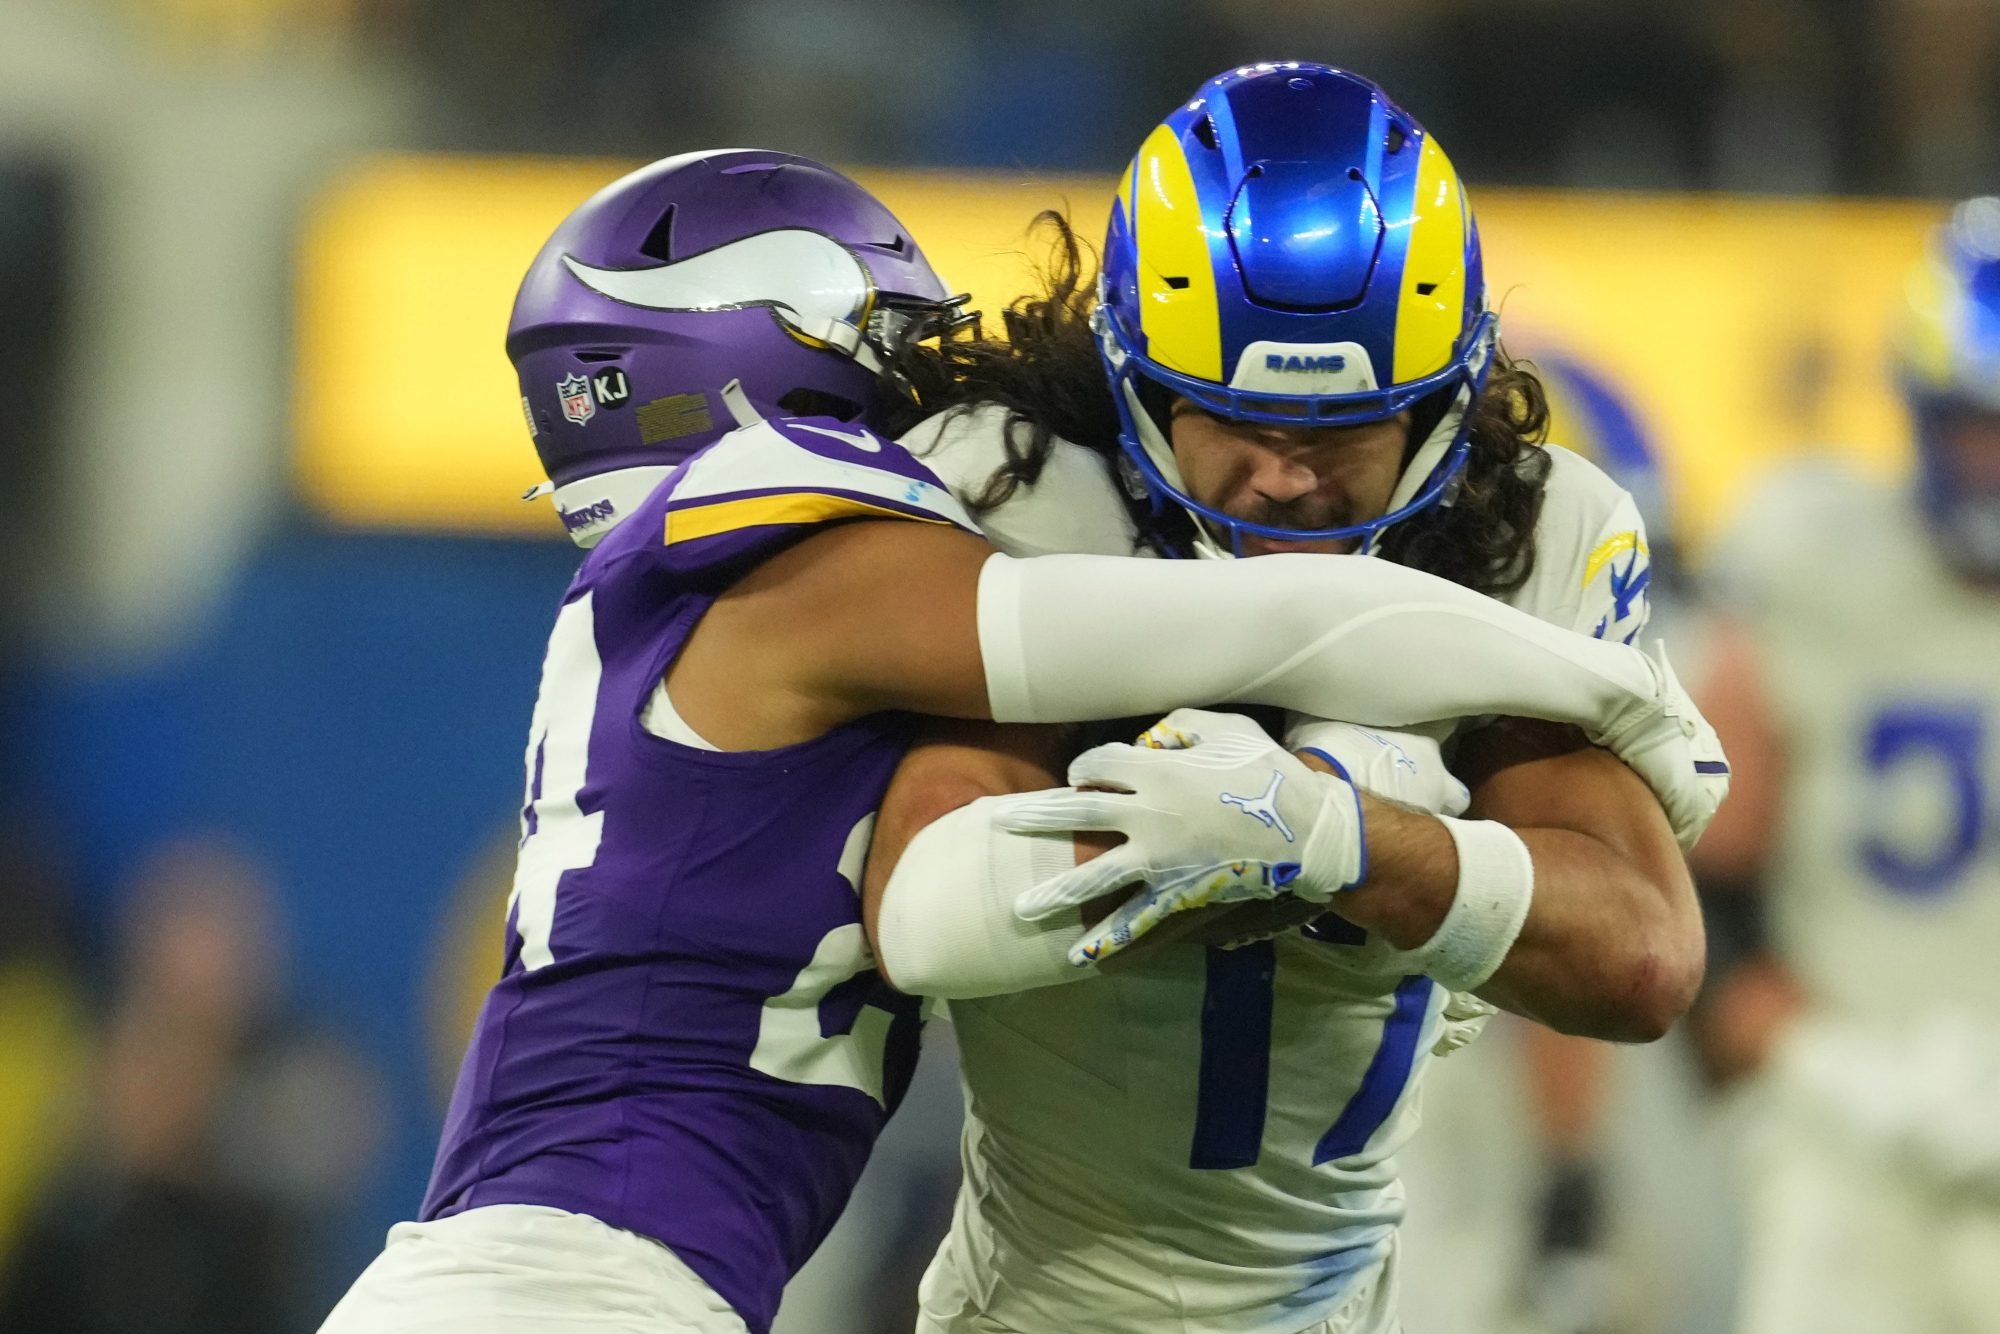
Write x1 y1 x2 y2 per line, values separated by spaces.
1391 136 1469 384
1131 125 1223 381
637 392 715 445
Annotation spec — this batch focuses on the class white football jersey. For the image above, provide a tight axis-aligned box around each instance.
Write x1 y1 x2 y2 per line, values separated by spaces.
900 407 1657 1334
1713 461 2000 1025
1710 462 2000 1334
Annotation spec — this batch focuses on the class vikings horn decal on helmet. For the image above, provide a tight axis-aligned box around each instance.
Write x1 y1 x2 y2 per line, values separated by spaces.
561 231 879 359
508 149 971 547
1895 196 2000 577
1096 63 1497 557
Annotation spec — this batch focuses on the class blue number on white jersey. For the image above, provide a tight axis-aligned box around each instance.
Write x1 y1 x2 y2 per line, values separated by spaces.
1858 701 1988 898
1188 933 1432 1170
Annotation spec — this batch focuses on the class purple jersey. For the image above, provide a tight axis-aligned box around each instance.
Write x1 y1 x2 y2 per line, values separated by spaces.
422 417 980 1333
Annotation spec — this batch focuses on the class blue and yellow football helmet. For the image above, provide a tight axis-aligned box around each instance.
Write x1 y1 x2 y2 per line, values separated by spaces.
1096 62 1497 556
1895 196 2000 575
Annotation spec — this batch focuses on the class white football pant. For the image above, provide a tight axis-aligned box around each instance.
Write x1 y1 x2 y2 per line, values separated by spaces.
1736 1111 2000 1334
911 1232 1402 1334
317 1204 748 1333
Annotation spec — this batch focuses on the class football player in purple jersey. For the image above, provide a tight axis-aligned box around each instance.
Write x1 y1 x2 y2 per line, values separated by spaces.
317 149 1723 1334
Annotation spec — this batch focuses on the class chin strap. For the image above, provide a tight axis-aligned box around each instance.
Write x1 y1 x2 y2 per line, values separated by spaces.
719 377 763 429
1118 376 1238 559
814 317 876 370
1358 376 1475 557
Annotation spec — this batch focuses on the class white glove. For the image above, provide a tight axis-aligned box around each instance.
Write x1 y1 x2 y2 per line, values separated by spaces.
1431 989 1496 1056
1284 717 1471 818
998 708 1365 964
1590 641 1730 853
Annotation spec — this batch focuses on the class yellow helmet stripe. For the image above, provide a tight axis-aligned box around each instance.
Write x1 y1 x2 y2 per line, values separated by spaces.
665 491 951 546
1131 125 1223 381
1392 136 1469 384
1901 252 1957 387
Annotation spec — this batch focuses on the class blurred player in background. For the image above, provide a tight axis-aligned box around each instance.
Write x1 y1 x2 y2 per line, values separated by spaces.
318 148 1715 1334
861 64 1724 1334
1693 196 2000 1334
1398 352 1738 1334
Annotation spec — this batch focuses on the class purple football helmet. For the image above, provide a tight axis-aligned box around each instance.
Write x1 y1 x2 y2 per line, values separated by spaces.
509 149 969 546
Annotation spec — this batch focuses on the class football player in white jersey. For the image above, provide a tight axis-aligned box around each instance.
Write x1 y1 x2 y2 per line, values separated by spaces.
1691 197 2000 1334
857 65 1719 1334
325 147 1723 1334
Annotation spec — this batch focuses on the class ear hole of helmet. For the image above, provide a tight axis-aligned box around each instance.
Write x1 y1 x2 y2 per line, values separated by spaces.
777 388 864 420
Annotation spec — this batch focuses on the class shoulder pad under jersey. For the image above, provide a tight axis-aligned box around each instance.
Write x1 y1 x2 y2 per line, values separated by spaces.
1504 444 1654 640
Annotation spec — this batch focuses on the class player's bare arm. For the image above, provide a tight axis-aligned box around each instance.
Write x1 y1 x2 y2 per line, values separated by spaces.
666 520 996 750
666 517 1726 851
1334 720 1703 1043
909 703 1700 1039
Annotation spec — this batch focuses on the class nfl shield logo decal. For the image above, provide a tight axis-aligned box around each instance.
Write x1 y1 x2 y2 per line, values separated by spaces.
558 373 595 426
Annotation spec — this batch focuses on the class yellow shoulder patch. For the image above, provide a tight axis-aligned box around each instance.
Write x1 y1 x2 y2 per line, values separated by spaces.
1583 529 1648 585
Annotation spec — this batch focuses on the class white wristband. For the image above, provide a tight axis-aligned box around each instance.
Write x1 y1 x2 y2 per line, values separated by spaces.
1416 816 1535 993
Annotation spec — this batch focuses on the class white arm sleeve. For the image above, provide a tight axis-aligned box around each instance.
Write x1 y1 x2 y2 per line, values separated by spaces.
874 795 1097 1000
977 551 1657 735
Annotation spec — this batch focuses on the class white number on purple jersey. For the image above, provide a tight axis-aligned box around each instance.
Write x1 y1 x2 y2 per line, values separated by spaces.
749 814 899 1106
510 593 607 970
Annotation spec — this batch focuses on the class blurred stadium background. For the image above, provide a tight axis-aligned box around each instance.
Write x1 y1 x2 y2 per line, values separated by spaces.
1 0 1995 1331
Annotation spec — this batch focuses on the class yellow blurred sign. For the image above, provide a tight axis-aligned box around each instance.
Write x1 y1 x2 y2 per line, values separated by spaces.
296 154 1939 546
294 157 1113 538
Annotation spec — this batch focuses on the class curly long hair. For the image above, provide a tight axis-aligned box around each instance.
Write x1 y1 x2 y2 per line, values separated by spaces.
887 213 1554 597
